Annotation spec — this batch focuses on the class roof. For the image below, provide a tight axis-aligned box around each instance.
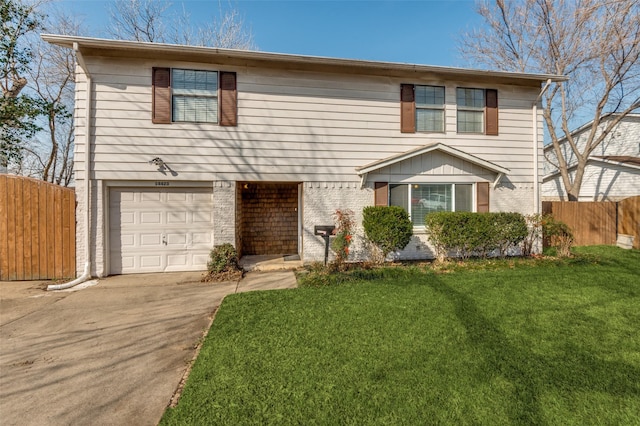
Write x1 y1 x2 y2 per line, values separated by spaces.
593 156 640 167
41 34 567 86
355 143 510 176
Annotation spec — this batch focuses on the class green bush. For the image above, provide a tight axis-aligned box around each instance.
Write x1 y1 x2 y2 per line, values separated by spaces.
542 215 574 257
207 243 240 274
362 206 413 263
425 212 527 261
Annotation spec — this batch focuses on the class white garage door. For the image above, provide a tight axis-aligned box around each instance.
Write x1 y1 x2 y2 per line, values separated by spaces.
109 187 213 274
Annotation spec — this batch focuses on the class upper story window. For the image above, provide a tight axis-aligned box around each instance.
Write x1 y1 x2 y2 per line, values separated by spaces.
152 67 237 126
415 85 445 132
456 88 484 133
456 87 499 135
172 69 218 123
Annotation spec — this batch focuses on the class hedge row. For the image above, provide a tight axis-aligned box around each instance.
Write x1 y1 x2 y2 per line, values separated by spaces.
425 212 528 260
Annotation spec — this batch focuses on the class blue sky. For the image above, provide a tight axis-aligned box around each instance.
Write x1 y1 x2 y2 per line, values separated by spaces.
57 0 483 67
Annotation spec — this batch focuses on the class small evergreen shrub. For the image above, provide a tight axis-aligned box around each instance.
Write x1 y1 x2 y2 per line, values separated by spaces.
362 206 413 263
425 212 527 261
206 243 241 276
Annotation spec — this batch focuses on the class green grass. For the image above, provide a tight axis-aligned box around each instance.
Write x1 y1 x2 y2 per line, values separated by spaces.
161 247 640 425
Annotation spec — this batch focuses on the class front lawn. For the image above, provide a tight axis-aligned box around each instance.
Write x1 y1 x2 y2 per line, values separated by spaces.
161 247 640 425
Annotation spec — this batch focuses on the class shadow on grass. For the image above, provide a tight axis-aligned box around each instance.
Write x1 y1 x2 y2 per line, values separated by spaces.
426 277 640 425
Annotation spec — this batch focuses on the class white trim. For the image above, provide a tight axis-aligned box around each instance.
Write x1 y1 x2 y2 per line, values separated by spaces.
104 180 214 188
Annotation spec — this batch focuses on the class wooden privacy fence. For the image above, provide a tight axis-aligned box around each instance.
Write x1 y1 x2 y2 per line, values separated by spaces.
618 196 640 249
542 196 640 249
0 175 76 281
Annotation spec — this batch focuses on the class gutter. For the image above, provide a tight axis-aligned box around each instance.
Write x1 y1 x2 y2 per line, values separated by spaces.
48 43 93 290
532 79 552 215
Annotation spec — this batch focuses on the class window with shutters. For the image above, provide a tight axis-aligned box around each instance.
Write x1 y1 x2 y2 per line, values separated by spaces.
456 87 498 135
415 85 445 132
389 183 474 227
152 67 237 126
456 88 484 133
172 69 218 123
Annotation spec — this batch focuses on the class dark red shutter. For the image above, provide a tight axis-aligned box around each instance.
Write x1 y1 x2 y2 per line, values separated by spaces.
477 182 490 212
152 67 171 124
400 84 415 133
485 89 498 136
219 71 237 126
375 182 389 206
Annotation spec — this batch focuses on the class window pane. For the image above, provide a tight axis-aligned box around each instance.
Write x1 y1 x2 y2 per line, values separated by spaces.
171 68 218 123
412 184 452 226
390 184 408 211
457 110 483 133
416 108 444 132
172 95 218 123
416 85 444 106
456 88 484 108
455 184 473 212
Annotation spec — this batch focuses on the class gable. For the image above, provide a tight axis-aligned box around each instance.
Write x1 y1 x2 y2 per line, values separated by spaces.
357 143 509 186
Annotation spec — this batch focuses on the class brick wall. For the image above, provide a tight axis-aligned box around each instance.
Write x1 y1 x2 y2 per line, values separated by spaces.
213 181 236 246
240 183 298 255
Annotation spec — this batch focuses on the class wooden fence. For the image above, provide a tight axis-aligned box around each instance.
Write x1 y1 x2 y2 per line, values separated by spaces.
0 175 76 281
618 196 640 249
542 196 640 249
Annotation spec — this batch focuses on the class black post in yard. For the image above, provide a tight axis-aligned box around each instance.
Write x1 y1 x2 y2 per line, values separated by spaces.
314 225 336 266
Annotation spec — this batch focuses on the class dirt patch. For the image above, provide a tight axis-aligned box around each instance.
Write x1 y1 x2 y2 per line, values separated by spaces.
201 269 244 283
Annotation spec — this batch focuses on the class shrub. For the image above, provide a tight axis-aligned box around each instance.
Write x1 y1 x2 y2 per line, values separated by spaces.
493 212 528 257
330 209 355 271
425 212 527 261
207 243 240 274
362 206 413 263
542 216 574 257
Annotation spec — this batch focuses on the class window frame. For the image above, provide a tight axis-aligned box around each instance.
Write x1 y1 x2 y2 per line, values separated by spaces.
456 87 485 134
389 182 477 229
171 68 219 124
415 85 445 133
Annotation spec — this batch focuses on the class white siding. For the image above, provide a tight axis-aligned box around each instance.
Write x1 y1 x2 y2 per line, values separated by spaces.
542 162 640 201
74 56 541 184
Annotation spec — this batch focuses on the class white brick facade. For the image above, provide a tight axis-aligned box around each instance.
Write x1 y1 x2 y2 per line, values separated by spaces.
213 181 236 246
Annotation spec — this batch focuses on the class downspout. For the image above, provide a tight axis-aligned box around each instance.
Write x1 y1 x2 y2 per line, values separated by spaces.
532 79 552 215
48 43 92 290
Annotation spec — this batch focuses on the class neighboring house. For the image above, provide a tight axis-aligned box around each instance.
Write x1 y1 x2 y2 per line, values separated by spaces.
543 114 640 201
43 34 564 277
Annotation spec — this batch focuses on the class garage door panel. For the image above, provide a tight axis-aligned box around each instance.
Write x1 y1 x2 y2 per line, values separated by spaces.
109 187 213 274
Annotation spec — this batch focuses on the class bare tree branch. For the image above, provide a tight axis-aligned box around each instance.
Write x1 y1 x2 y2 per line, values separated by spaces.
459 0 640 200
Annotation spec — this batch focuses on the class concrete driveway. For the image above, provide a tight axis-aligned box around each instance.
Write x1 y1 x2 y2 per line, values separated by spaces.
0 271 296 425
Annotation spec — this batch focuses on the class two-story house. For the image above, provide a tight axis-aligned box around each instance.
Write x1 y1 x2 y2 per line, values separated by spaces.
43 34 565 277
543 114 640 201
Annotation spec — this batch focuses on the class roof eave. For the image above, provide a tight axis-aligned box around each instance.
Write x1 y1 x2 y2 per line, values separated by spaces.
41 34 567 84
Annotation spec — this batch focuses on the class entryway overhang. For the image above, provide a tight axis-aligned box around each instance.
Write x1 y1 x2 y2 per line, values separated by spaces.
355 142 510 188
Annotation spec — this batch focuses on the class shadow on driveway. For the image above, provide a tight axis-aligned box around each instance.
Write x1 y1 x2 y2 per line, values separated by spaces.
0 271 296 426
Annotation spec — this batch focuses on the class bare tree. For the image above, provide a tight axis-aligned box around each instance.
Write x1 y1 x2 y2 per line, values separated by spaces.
108 0 170 42
22 8 79 185
460 0 640 200
108 0 255 49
